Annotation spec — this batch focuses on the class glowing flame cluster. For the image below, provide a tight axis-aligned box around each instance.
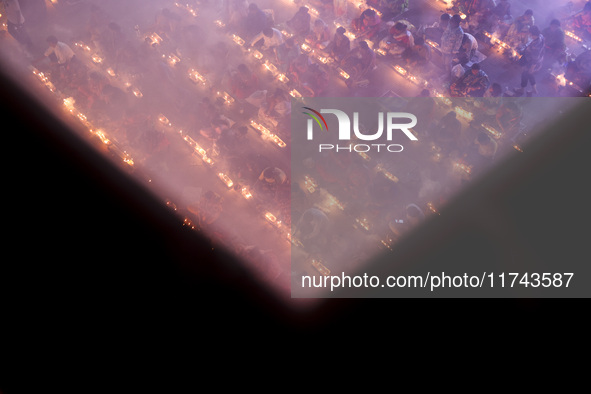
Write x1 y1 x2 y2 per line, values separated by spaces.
249 120 287 148
376 164 399 183
231 34 245 46
454 106 474 121
312 259 331 276
481 124 502 139
565 30 583 43
337 67 350 80
216 90 235 105
174 2 198 17
392 64 429 88
454 161 472 175
303 175 318 193
188 68 207 85
483 31 519 58
355 217 371 231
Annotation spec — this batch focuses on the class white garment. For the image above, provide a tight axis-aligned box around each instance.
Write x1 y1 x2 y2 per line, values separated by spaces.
44 42 75 64
250 28 283 50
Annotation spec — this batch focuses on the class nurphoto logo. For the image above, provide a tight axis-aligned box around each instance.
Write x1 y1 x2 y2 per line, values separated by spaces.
303 107 418 153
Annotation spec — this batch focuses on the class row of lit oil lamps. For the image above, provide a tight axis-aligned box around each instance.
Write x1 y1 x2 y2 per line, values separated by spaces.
138 10 303 248
154 116 294 247
31 26 295 253
30 67 136 168
300 165 442 257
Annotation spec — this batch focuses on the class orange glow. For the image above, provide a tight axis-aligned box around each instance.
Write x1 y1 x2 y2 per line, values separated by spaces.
231 34 245 46
218 172 234 188
311 259 331 276
241 187 253 199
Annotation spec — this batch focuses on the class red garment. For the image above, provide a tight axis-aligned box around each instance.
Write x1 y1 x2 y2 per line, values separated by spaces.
231 72 258 99
389 27 413 47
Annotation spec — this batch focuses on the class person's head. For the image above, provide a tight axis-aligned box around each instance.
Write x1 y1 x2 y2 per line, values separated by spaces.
489 82 502 97
358 40 369 50
450 14 462 28
263 27 273 37
46 35 58 47
301 210 315 224
393 22 407 34
362 9 377 20
471 62 481 74
440 13 451 27
298 6 309 14
285 37 295 47
406 205 422 219
529 25 541 37
248 3 259 13
89 71 104 85
419 88 430 97
445 110 457 120
414 36 424 46
336 26 346 36
524 9 534 17
237 63 250 75
263 167 277 180
477 132 491 145
273 88 287 100
550 19 561 30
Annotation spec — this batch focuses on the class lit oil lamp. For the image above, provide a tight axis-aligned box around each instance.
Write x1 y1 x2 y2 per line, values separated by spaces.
394 65 408 76
92 129 111 145
427 202 440 215
300 43 312 53
426 39 439 49
566 30 583 43
481 124 501 139
303 175 317 193
216 91 234 104
91 54 103 64
277 73 289 83
272 135 286 148
188 69 206 85
375 48 387 56
263 60 278 74
74 42 91 52
453 161 472 175
166 53 181 67
241 187 253 199
357 151 371 161
337 68 350 79
250 120 271 136
454 106 473 121
218 172 234 188
231 34 245 46
325 193 345 210
355 217 371 231
158 114 172 126
147 32 163 46
311 259 330 276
